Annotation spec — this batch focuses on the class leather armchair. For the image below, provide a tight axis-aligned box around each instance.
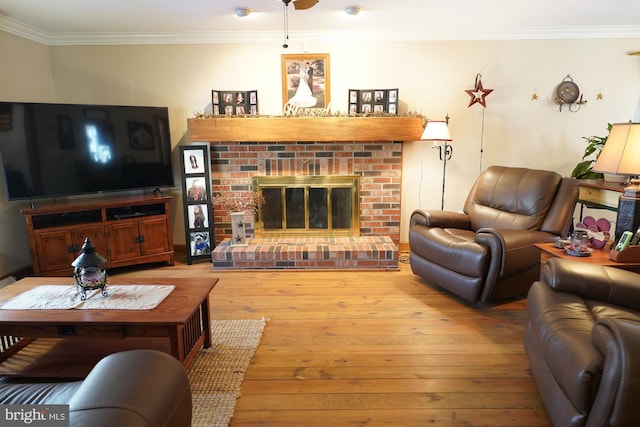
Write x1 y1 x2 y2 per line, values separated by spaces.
0 349 192 427
409 166 578 305
525 258 640 427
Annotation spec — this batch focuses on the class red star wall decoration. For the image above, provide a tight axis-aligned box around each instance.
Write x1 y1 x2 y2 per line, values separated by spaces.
465 74 493 108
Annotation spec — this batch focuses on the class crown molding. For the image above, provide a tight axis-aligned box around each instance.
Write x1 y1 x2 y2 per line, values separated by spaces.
0 16 49 45
2 16 640 46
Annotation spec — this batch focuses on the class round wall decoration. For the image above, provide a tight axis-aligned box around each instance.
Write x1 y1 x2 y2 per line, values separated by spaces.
557 75 579 104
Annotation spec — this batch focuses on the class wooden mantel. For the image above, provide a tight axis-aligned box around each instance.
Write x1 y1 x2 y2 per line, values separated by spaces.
187 116 424 142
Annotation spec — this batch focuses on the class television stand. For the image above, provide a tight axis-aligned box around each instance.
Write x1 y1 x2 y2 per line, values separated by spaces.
20 195 174 276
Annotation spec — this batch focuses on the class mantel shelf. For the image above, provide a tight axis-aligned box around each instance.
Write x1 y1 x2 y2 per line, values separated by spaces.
187 116 424 142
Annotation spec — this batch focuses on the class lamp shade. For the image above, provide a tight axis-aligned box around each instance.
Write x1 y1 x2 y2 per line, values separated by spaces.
421 121 452 142
592 123 640 175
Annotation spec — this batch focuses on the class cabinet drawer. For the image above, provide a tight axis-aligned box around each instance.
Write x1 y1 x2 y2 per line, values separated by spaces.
578 186 620 209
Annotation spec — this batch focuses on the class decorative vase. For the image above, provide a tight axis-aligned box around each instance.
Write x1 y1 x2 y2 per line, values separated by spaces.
230 211 248 246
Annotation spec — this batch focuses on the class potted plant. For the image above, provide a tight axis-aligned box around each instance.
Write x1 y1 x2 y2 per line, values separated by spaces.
570 123 612 180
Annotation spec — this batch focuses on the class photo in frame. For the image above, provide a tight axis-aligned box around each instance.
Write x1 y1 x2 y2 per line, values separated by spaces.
183 149 205 174
211 90 258 116
179 144 215 264
188 204 209 229
189 231 212 257
185 176 208 201
281 53 330 109
348 88 399 114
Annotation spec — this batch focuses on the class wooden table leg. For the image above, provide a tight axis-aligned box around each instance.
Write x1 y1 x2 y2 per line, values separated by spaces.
201 296 211 349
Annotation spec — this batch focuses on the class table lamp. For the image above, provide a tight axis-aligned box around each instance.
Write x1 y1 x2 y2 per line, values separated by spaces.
421 117 452 210
592 122 640 242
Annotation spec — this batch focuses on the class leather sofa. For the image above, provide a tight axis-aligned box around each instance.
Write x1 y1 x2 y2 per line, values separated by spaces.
525 258 640 427
409 165 577 305
0 349 192 427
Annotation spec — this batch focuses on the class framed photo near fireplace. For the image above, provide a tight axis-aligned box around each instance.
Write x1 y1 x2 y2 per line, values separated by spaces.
281 53 330 109
179 144 215 264
211 90 258 116
348 88 399 114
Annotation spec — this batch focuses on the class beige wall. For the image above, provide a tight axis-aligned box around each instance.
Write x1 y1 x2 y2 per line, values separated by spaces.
1 33 639 276
0 31 55 276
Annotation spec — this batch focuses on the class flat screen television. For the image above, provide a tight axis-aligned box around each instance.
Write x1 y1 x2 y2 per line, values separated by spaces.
0 102 174 201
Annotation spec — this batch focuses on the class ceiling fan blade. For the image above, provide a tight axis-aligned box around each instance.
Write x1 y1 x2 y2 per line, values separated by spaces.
293 0 319 10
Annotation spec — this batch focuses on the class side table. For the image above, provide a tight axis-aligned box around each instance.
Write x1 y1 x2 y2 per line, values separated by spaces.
535 242 640 274
577 179 624 220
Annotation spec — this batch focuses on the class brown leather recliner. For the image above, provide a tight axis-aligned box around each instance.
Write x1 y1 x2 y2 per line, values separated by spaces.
0 349 192 427
525 258 640 427
409 166 578 305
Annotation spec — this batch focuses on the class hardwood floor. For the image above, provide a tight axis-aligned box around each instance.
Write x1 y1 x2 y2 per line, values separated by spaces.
113 257 551 427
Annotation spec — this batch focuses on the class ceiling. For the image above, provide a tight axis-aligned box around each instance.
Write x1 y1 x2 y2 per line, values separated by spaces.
1 0 639 46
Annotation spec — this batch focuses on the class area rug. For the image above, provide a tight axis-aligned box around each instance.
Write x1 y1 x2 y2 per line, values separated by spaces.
188 319 266 427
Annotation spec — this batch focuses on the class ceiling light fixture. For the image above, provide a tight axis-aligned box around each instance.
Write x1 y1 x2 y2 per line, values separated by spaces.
345 6 362 16
234 7 253 17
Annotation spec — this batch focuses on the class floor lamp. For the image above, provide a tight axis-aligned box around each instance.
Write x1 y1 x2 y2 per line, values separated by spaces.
592 122 640 243
421 117 452 210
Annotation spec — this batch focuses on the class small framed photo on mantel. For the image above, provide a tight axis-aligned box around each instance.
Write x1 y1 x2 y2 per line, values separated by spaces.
348 88 399 115
212 90 258 116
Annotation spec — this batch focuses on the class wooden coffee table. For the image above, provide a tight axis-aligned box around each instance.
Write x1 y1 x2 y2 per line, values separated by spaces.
535 242 640 273
0 276 217 377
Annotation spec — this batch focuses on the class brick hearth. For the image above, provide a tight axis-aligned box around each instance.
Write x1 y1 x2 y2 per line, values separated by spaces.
211 236 398 270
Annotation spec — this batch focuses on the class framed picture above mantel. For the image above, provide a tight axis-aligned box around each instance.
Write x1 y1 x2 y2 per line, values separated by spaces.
281 53 330 109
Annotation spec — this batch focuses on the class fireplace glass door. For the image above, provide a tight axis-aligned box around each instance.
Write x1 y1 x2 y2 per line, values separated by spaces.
253 175 360 237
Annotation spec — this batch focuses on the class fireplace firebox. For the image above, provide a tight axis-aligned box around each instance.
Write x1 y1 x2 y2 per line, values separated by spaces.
253 175 360 237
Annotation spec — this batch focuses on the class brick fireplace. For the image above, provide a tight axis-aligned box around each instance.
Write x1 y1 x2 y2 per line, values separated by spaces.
187 116 423 269
209 140 403 245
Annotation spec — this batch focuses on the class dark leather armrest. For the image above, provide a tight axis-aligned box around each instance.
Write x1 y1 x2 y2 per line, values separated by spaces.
410 209 470 229
68 350 192 427
476 228 558 276
541 258 640 311
590 318 640 427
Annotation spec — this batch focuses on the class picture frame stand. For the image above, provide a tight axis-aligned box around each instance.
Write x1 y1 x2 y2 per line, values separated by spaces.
179 144 215 264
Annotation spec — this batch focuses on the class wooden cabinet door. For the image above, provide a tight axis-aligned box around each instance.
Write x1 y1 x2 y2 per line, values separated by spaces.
106 222 141 262
138 218 170 256
33 230 74 274
71 226 107 260
32 226 106 275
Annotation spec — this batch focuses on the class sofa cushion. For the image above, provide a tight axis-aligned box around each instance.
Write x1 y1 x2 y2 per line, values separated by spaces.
0 381 81 405
527 281 640 415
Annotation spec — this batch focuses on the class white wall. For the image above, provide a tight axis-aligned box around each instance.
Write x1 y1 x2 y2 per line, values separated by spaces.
1 34 639 275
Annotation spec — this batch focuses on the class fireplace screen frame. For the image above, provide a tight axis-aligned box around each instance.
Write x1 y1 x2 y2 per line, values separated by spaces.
252 175 360 237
